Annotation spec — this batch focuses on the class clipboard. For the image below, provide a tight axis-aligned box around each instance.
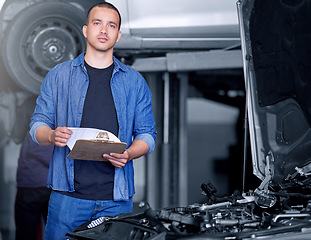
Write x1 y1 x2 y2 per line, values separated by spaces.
67 139 127 161
66 127 127 162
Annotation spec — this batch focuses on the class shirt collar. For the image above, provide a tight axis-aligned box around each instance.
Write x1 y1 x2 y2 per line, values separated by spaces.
73 53 127 73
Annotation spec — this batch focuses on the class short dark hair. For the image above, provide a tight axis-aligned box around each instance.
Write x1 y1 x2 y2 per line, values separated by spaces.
86 2 121 30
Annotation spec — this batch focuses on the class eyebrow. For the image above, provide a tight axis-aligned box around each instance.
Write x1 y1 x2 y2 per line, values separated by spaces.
91 19 118 26
91 18 102 23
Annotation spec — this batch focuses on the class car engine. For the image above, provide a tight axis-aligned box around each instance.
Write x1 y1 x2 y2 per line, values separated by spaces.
67 173 311 240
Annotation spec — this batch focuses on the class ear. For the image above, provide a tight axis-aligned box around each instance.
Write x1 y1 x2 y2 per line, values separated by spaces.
82 25 87 38
116 31 122 43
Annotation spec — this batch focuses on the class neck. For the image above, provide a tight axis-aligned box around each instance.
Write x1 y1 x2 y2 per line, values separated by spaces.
84 49 114 69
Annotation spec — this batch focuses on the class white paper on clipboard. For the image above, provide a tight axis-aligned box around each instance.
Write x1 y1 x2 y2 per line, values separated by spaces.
66 127 120 150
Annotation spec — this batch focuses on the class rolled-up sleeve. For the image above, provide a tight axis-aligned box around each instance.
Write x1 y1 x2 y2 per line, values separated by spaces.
132 75 156 154
29 69 56 144
134 133 155 154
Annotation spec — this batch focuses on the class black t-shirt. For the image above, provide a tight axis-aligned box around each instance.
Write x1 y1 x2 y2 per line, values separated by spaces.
64 61 118 200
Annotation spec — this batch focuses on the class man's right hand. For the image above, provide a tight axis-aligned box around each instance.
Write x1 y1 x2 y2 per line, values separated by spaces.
50 127 72 147
36 126 72 147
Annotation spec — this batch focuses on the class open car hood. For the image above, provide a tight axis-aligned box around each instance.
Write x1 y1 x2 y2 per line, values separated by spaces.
238 0 311 186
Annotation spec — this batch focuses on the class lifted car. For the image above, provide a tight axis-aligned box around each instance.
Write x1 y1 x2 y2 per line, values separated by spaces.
0 0 239 94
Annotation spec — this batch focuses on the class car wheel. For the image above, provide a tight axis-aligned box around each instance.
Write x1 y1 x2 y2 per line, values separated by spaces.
1 1 86 94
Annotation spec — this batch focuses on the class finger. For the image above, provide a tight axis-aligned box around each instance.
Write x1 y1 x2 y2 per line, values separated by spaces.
55 136 69 144
56 128 72 137
108 159 124 168
105 154 127 163
108 152 123 158
56 130 72 140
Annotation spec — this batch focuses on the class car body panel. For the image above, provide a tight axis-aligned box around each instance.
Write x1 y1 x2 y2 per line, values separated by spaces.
111 0 240 50
238 0 311 185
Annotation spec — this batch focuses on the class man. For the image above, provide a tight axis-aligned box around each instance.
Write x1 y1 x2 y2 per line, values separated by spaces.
15 133 53 240
29 2 156 239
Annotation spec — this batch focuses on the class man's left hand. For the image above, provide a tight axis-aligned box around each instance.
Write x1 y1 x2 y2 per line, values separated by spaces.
104 151 130 168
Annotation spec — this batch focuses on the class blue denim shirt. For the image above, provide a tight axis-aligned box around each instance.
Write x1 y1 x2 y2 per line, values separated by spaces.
29 53 156 201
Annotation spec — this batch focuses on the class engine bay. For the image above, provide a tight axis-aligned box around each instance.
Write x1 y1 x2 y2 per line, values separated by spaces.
67 171 311 239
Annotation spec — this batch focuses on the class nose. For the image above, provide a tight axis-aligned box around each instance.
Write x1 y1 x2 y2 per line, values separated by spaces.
100 26 107 34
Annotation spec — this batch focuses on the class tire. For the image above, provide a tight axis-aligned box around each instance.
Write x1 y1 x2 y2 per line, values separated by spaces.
1 1 86 94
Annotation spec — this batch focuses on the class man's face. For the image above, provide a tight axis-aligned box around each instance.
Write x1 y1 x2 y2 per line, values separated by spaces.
83 7 121 53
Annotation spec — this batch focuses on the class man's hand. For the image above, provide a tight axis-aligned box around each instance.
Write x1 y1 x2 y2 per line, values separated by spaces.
104 151 130 168
103 139 149 168
50 127 72 147
36 126 72 147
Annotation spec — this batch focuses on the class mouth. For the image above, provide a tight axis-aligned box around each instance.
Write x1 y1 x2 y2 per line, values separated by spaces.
98 36 108 42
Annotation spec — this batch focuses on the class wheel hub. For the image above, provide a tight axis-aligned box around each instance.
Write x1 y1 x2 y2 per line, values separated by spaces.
25 19 83 77
42 38 65 62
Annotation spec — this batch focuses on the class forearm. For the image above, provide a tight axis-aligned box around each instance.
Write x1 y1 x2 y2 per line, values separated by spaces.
126 139 149 161
36 126 54 146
